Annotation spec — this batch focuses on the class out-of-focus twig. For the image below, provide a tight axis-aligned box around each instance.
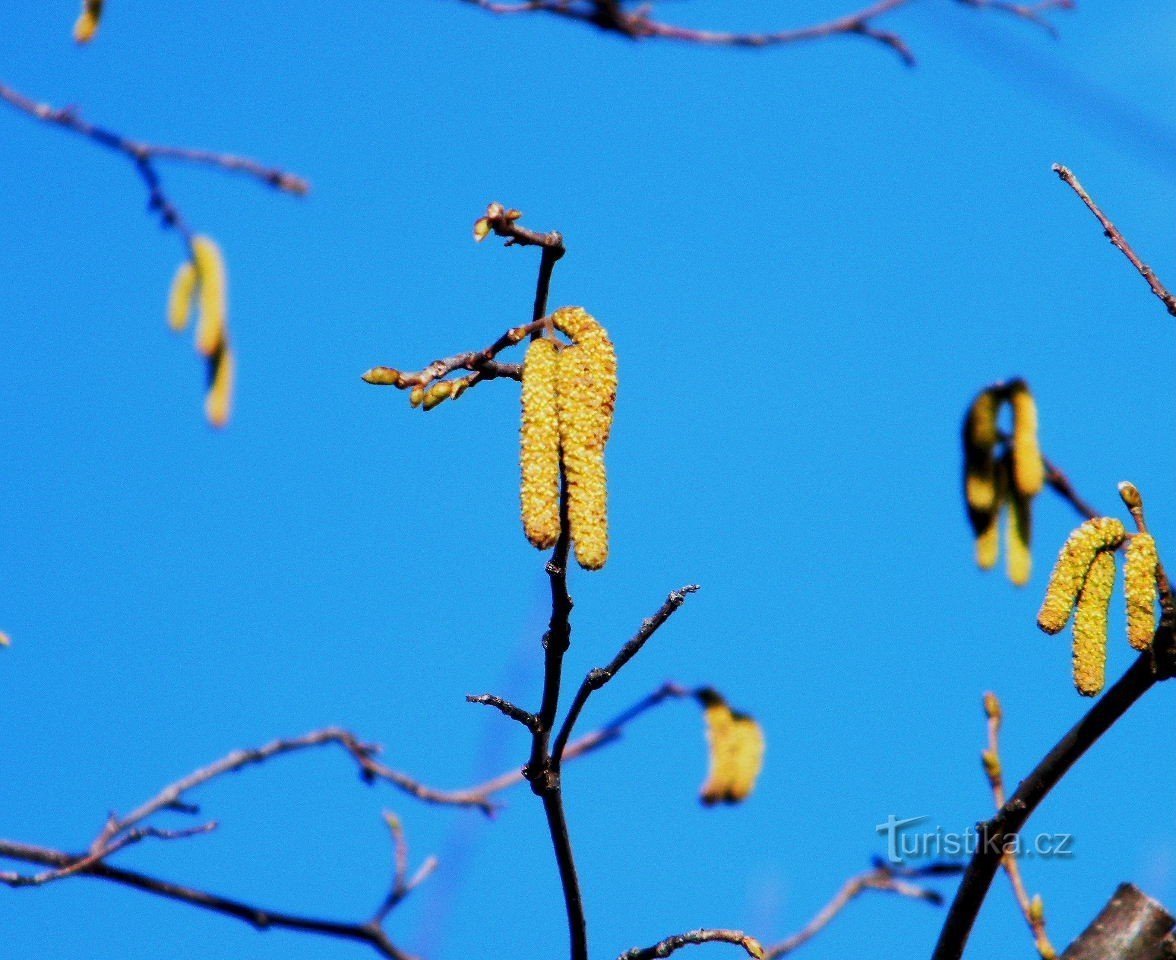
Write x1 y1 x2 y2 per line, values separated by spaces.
619 928 764 960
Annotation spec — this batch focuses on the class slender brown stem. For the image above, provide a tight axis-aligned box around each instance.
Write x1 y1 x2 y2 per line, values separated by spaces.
1052 164 1176 319
552 584 700 768
932 651 1166 960
0 839 417 960
766 862 958 959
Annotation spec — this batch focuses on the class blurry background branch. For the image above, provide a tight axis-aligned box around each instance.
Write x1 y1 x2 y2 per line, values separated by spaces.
0 80 307 246
456 0 1073 65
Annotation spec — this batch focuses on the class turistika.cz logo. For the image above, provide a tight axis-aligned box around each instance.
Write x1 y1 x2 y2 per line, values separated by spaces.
875 815 1074 865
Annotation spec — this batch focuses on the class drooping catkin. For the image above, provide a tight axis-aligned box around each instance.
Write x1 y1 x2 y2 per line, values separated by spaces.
976 455 1009 571
963 388 1001 525
520 339 561 551
552 307 617 571
204 344 234 429
192 236 227 358
1124 533 1159 651
73 0 103 43
698 691 765 806
1009 381 1045 498
1037 518 1127 634
167 260 197 333
1072 550 1115 696
1006 488 1033 587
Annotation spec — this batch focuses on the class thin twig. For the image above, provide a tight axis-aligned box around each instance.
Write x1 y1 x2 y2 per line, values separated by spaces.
0 80 307 247
765 862 959 958
1043 455 1100 523
551 584 700 768
0 839 416 960
466 693 539 731
979 693 1056 958
476 203 566 329
1052 164 1176 319
619 928 764 960
458 0 1071 66
371 812 439 926
931 644 1173 960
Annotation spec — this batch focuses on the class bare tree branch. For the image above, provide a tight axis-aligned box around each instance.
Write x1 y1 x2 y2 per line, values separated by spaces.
0 80 307 248
551 584 700 767
1061 883 1175 960
765 861 959 958
456 0 1073 66
1052 164 1176 319
619 928 764 960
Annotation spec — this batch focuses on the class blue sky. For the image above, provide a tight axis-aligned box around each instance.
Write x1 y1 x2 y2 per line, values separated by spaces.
2 2 1175 958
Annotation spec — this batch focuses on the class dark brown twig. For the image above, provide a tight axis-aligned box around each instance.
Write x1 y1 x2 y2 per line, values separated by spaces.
619 928 764 960
765 862 959 958
466 693 540 731
0 839 417 960
1043 455 1100 523
370 812 439 927
932 645 1172 960
476 203 566 328
551 584 700 767
0 80 307 247
1052 164 1176 319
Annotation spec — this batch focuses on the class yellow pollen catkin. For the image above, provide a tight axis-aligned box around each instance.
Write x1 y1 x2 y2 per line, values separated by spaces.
698 693 765 806
167 260 197 333
1124 533 1159 651
1009 382 1045 498
520 339 561 551
73 0 103 43
192 236 228 359
1037 517 1127 635
1072 550 1115 697
1006 489 1032 587
963 389 1000 522
552 307 616 571
204 344 234 429
976 456 1008 571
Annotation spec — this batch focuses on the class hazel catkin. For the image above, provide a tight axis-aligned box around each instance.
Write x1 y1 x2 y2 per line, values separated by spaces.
963 388 1001 522
167 260 197 333
1006 488 1033 587
1037 518 1127 635
73 0 103 43
1009 381 1045 498
520 338 561 551
1072 550 1115 696
192 236 228 359
204 344 234 429
1124 533 1159 651
699 692 765 806
552 307 616 571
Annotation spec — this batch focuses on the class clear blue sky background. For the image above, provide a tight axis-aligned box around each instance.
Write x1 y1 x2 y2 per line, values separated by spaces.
2 3 1175 958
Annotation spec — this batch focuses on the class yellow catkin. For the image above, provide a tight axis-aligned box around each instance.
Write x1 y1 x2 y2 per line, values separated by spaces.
1009 382 1045 498
204 344 234 429
976 456 1008 571
167 260 198 333
1006 488 1032 587
1072 550 1115 696
1124 533 1159 651
73 0 103 43
552 307 617 571
192 236 227 358
1037 518 1127 634
699 693 765 805
963 389 1001 522
519 339 561 551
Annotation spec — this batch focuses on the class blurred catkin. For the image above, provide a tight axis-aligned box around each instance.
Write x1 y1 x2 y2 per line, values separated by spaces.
1009 382 1045 497
520 339 561 551
192 236 227 358
73 0 103 43
205 345 234 429
700 697 765 805
1037 518 1127 634
1006 488 1033 587
963 389 1000 523
553 307 616 571
167 261 197 333
1124 533 1159 651
1072 550 1115 696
